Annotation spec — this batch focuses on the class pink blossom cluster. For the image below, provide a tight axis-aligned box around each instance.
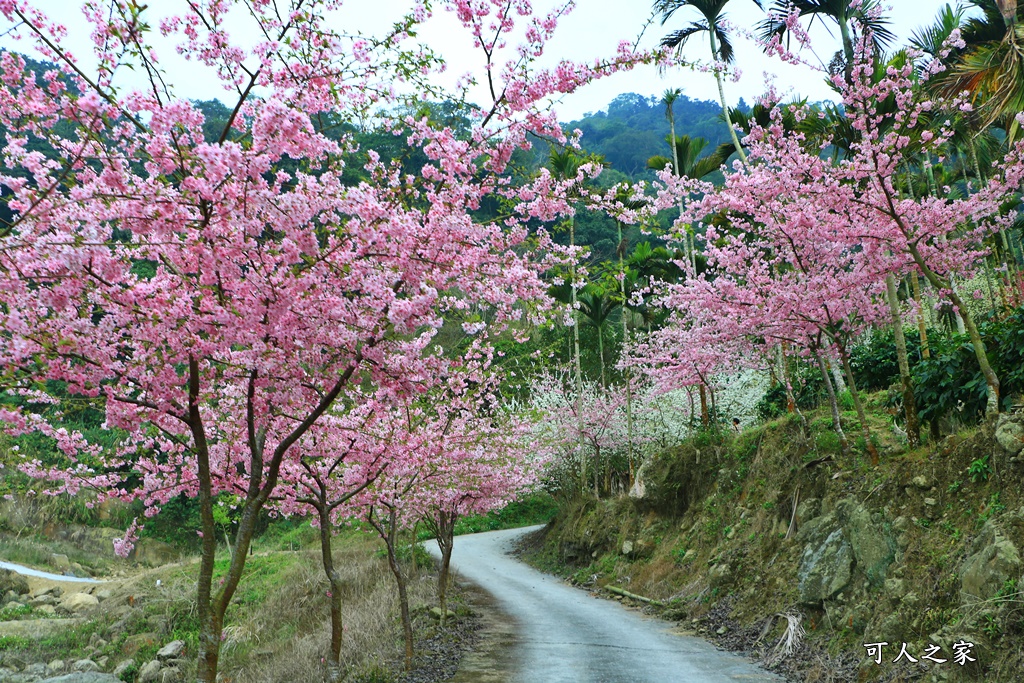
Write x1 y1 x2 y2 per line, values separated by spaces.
629 42 1024 403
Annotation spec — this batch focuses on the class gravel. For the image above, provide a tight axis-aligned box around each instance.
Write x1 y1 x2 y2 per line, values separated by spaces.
395 602 481 683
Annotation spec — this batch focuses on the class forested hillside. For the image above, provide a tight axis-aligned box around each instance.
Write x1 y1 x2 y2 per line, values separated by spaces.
565 92 743 180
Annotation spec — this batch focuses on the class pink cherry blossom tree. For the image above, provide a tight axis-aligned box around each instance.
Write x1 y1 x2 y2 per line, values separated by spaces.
642 34 1024 450
268 398 391 683
0 2 655 680
650 104 903 459
420 397 540 627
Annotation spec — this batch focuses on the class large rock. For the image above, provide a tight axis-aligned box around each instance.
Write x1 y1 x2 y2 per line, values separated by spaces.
155 641 185 661
49 554 71 573
835 499 895 586
111 661 135 679
708 562 734 588
39 675 121 683
995 415 1024 456
138 660 162 683
59 593 99 614
71 661 99 674
129 539 178 567
961 519 1022 602
0 570 29 597
798 528 853 604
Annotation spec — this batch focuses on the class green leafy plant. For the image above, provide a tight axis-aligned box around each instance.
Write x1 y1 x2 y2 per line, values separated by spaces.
850 327 924 392
969 455 991 483
981 613 1002 638
118 661 140 683
815 430 842 454
910 307 1024 434
981 492 1007 521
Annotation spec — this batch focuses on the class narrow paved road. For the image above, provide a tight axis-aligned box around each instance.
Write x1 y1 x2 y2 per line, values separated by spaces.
428 526 783 683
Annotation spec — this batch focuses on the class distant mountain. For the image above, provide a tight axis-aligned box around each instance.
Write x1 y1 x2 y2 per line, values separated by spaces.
566 92 747 180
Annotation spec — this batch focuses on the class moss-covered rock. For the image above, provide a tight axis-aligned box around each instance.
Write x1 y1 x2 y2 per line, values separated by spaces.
797 527 853 604
960 518 1021 603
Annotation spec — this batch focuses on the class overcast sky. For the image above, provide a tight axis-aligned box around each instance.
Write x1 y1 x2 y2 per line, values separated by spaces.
5 1 962 120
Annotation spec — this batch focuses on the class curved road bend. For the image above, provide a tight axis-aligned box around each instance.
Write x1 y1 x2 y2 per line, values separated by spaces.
429 525 783 683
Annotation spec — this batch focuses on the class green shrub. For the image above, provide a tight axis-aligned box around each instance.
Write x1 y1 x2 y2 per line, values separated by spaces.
756 361 826 420
377 541 432 570
815 430 842 454
911 306 1024 431
850 327 923 392
969 455 991 483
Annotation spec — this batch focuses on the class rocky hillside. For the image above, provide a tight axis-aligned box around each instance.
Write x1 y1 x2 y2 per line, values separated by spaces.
524 402 1024 682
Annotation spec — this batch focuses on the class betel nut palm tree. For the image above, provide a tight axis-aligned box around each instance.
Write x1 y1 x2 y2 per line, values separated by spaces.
654 0 766 164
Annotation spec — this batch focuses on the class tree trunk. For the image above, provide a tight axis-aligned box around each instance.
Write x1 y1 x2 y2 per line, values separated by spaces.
618 221 635 487
434 511 456 629
998 229 1021 307
191 358 221 683
885 274 921 446
685 387 696 432
816 352 849 453
570 218 586 492
838 14 855 71
317 503 345 683
699 384 710 429
905 244 1000 415
382 510 414 671
839 345 880 465
778 344 808 435
828 354 847 393
667 109 692 266
709 31 747 165
910 271 930 359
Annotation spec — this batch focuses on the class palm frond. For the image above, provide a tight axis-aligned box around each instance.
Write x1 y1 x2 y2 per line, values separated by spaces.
911 4 968 57
660 21 710 52
716 24 735 63
945 26 1024 139
757 0 894 54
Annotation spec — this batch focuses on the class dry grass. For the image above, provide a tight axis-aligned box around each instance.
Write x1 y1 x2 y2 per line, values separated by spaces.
227 538 439 683
19 530 446 683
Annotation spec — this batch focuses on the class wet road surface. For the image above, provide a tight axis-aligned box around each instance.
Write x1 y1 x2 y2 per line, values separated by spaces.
427 526 784 683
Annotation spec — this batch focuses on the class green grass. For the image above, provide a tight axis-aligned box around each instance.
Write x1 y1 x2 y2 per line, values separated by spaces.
449 492 559 536
0 620 105 661
0 635 33 649
0 535 110 573
255 518 321 552
0 604 38 620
